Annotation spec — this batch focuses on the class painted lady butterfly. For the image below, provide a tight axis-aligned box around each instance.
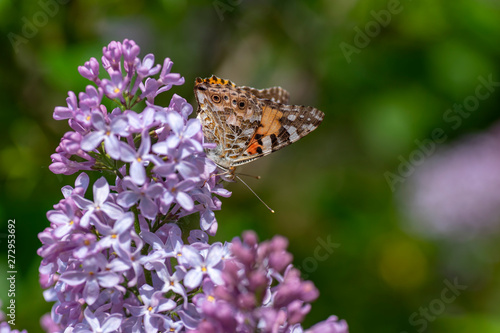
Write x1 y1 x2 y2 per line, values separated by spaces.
194 75 324 180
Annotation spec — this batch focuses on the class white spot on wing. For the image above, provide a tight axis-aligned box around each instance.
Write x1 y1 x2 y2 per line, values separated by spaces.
285 125 300 142
302 123 315 132
287 114 296 121
262 136 272 149
289 132 300 141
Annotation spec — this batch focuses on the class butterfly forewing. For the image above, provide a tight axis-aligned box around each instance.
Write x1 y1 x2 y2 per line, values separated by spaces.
240 86 290 104
242 101 324 159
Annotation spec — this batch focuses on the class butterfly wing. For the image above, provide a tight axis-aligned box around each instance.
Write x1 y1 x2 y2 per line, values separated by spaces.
195 77 264 168
241 86 290 104
195 76 324 168
240 100 324 161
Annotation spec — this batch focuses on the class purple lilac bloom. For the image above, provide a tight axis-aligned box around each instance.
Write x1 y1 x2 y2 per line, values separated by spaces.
49 39 226 231
35 39 348 333
401 123 500 238
0 322 27 333
190 231 348 333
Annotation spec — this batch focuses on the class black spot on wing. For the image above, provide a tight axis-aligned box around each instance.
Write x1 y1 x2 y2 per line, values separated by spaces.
270 133 278 147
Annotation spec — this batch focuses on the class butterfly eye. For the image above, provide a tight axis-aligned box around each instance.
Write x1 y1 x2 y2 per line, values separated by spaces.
211 94 221 103
238 100 246 109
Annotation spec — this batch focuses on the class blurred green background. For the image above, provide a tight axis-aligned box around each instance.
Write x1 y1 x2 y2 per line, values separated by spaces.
2 0 500 332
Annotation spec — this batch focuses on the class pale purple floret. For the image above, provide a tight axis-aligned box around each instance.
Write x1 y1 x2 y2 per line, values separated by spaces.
46 202 80 239
53 91 78 120
140 77 162 101
93 211 134 253
115 236 145 288
182 243 224 289
79 85 103 109
168 93 194 119
101 72 126 103
80 112 128 159
162 319 185 333
140 229 187 268
160 178 196 212
125 284 176 333
72 177 123 228
117 176 164 220
122 39 140 66
158 58 185 92
133 54 161 95
102 40 122 72
164 112 203 152
78 57 100 84
153 146 202 181
119 131 155 185
73 307 122 333
126 106 156 133
157 265 188 307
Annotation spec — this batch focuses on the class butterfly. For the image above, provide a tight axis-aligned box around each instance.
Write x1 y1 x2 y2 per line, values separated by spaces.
194 75 324 180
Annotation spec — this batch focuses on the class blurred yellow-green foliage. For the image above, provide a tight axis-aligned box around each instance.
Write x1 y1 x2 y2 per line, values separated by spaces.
2 0 500 332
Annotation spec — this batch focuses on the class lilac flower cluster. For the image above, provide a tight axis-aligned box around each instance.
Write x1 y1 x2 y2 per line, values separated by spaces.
191 231 349 333
0 322 27 333
49 39 227 233
0 300 27 333
401 123 500 238
27 40 349 333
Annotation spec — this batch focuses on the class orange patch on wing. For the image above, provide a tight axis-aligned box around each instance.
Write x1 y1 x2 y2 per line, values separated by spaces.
247 141 263 155
256 106 283 136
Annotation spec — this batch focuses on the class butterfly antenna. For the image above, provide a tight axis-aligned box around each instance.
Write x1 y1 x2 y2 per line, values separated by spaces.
235 175 275 213
235 172 261 180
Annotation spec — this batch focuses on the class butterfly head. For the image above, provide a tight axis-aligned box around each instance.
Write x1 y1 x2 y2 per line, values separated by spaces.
194 76 258 116
194 75 235 101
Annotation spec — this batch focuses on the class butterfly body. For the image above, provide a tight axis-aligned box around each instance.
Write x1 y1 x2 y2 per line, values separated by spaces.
194 76 324 179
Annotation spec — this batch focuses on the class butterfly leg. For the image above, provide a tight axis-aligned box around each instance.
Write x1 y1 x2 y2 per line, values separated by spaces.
202 166 237 187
